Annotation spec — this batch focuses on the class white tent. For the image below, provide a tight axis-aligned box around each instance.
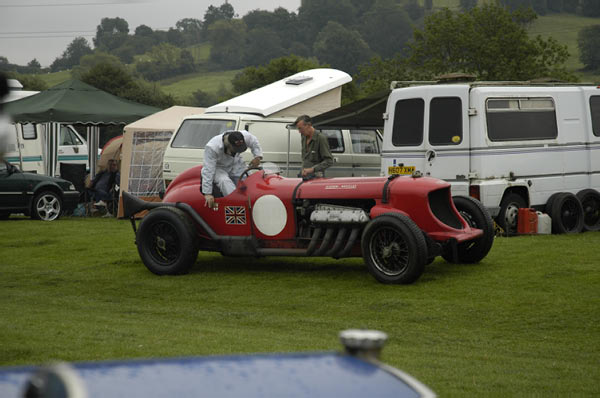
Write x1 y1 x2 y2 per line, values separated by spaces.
118 106 205 217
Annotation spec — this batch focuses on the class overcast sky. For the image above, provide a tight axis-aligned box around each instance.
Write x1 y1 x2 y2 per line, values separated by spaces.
0 0 302 67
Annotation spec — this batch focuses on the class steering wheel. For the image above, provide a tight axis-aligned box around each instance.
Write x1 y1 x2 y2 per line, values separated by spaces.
237 165 262 189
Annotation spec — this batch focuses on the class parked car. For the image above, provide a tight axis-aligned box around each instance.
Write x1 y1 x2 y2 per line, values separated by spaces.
123 163 494 284
0 329 436 398
0 160 79 221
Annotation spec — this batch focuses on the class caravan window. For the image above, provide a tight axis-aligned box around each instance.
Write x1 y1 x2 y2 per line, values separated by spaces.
319 130 345 153
60 126 83 145
591 96 600 137
22 124 36 140
486 97 557 141
429 97 462 145
171 119 235 148
350 130 381 154
392 98 424 146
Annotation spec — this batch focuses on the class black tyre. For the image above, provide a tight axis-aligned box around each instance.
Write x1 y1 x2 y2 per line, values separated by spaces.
136 207 199 275
576 189 600 231
496 192 526 235
550 192 583 234
31 191 62 221
442 196 494 264
361 213 427 284
544 192 564 215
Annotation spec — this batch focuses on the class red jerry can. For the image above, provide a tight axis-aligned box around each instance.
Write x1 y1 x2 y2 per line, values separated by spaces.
517 208 538 234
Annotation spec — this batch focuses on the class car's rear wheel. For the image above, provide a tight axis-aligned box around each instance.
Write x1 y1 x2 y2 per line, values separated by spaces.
550 192 583 234
136 207 199 275
31 191 62 221
576 189 600 231
443 196 494 263
361 213 427 284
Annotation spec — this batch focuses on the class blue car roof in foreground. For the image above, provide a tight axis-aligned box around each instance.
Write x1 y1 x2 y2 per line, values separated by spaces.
0 352 432 398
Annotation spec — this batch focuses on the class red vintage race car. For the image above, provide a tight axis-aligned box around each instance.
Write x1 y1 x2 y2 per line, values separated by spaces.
122 164 494 284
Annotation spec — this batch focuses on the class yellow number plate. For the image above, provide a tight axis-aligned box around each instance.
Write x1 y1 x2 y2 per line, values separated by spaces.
388 166 415 175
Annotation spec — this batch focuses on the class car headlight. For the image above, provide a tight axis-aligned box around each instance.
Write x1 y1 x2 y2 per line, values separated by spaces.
163 162 170 172
68 183 76 191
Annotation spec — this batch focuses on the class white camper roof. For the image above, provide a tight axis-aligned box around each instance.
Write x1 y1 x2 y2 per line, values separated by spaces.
206 68 352 117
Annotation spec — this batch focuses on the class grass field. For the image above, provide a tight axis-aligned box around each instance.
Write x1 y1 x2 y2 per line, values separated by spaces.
1 216 598 395
159 68 242 102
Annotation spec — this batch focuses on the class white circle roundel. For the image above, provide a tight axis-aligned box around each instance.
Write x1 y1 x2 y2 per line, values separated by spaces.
252 194 287 236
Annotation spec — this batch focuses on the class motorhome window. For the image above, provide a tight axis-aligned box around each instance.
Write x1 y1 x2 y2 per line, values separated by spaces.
22 124 36 140
60 126 83 145
591 96 600 137
350 130 380 154
486 97 557 141
319 129 345 153
429 97 462 145
392 98 424 146
171 119 235 148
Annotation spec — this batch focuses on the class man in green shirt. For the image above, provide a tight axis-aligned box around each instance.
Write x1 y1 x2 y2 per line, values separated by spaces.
295 114 333 178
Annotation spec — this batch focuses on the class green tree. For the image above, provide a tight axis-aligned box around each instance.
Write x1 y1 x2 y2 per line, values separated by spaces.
404 0 424 21
313 21 371 74
9 73 48 91
408 4 573 81
244 27 286 67
460 0 478 12
243 8 299 49
547 0 562 12
50 37 93 71
208 19 247 68
27 59 41 71
203 2 235 34
135 43 195 81
80 62 174 108
578 25 600 71
297 0 357 45
354 56 419 96
176 18 203 45
581 0 600 17
563 0 578 13
231 55 324 95
94 17 129 51
359 0 413 59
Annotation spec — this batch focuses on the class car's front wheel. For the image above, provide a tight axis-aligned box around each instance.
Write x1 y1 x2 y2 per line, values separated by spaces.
136 207 199 275
361 213 427 284
31 191 62 221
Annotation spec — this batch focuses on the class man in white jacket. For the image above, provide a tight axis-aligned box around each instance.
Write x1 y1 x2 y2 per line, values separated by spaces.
201 130 262 209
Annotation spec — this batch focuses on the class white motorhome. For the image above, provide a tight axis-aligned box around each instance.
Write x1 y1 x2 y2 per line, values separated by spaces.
380 80 600 234
162 69 382 185
2 80 92 175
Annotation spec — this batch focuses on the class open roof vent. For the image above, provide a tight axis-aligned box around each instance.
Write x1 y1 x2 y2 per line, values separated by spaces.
286 75 313 85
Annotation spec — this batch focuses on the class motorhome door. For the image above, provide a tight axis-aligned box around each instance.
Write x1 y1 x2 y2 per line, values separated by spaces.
383 85 470 196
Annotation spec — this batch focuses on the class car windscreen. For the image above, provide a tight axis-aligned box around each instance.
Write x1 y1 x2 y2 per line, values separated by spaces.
170 119 235 148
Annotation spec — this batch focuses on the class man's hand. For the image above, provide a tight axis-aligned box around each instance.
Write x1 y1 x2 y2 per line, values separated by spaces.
249 156 261 168
204 194 215 209
301 167 314 177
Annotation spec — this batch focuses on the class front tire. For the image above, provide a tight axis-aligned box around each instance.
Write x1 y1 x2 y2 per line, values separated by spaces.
496 193 526 236
136 207 199 275
31 191 62 221
361 213 427 284
443 196 494 263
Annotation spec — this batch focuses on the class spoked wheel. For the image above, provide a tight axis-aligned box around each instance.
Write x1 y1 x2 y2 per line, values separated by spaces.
550 193 583 234
576 189 600 231
32 191 62 221
361 213 427 284
443 196 494 263
136 207 199 275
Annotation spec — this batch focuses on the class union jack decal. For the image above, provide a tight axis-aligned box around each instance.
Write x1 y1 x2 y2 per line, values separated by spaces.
225 206 246 225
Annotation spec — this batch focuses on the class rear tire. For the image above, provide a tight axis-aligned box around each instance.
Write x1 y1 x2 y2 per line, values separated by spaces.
361 213 427 284
136 207 199 275
443 196 494 263
576 189 600 231
496 193 526 236
550 193 583 234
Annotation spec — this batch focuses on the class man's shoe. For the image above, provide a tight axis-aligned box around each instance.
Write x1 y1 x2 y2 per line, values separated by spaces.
94 200 107 207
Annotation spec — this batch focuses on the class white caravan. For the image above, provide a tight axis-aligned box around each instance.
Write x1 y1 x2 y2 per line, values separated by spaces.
380 81 600 234
162 69 382 185
2 80 92 175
